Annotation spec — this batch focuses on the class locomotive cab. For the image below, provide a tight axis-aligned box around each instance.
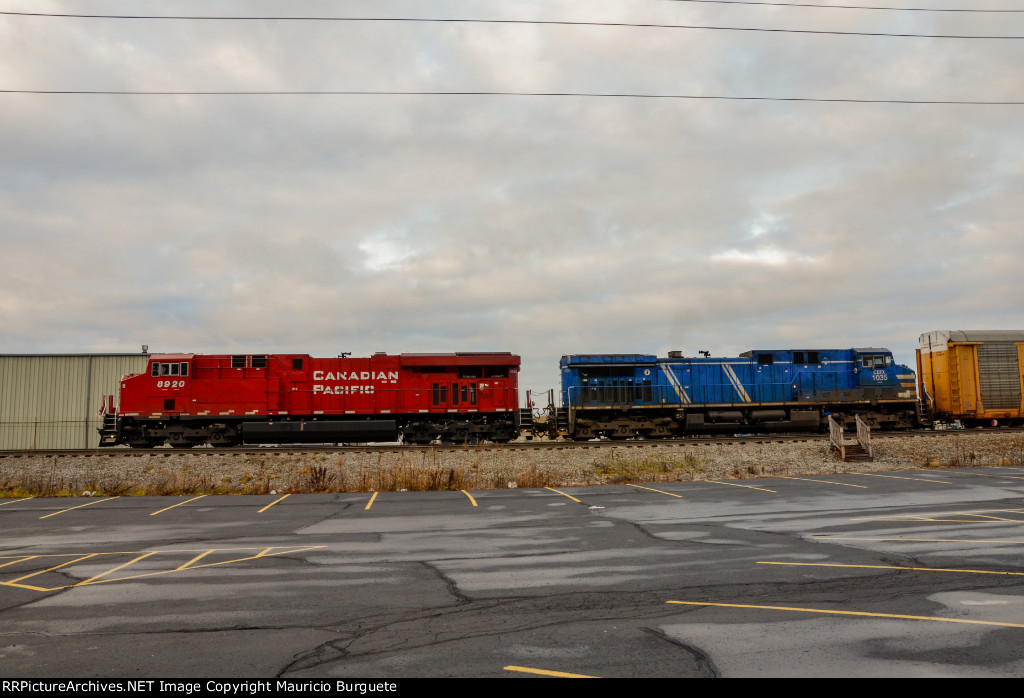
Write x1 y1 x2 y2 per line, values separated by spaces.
122 354 196 418
851 348 917 401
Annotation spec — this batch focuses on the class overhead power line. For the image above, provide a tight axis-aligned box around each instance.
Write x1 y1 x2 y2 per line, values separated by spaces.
662 0 1024 12
2 12 1024 40
1 90 1021 104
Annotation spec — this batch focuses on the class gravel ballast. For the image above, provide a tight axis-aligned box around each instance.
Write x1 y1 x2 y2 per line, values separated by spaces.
2 430 1023 497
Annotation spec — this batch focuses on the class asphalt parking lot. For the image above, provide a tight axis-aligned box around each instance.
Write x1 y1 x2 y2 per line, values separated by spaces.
2 466 1024 677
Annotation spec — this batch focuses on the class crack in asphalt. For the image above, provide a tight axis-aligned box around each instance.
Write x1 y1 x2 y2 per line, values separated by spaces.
642 626 720 678
418 561 471 605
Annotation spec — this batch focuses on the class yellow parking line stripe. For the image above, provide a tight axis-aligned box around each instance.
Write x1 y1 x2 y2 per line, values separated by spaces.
966 472 1024 481
39 497 120 519
9 554 100 583
851 508 1024 523
461 490 478 506
75 552 158 586
504 666 598 678
0 556 37 569
258 493 290 513
2 546 330 592
365 491 378 510
811 536 1024 544
627 484 683 498
666 600 1024 628
87 550 314 585
706 480 776 493
0 581 53 592
783 476 868 489
851 473 950 484
851 518 1002 523
545 487 581 503
151 495 207 516
255 546 324 557
958 512 1023 522
757 561 1024 576
849 514 957 522
177 550 213 571
0 497 34 507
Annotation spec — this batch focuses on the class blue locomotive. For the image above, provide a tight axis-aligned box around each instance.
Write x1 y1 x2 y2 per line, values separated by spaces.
558 348 919 438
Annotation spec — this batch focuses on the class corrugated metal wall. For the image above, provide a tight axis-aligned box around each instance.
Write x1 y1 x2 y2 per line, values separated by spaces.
0 354 149 450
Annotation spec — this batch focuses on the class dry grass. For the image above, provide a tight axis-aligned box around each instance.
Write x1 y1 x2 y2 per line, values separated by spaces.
5 432 1024 497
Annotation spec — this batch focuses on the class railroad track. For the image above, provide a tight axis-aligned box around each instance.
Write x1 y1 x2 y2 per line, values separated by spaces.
2 426 1020 459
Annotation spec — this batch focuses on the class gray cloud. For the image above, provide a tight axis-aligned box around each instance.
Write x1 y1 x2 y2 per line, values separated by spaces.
2 1 1023 394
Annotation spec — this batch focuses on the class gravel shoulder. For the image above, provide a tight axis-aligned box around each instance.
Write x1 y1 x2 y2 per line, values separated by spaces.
2 430 1023 497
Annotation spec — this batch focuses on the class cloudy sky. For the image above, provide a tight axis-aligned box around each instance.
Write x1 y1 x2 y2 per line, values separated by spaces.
2 0 1023 397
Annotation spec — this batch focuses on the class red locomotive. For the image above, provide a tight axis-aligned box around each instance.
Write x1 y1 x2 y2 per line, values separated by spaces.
99 352 520 447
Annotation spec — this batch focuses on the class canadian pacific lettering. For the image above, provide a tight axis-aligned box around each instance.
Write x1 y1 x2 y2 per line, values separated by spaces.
312 371 399 381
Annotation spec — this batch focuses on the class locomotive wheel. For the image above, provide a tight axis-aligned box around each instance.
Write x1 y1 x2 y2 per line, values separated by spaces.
209 431 241 447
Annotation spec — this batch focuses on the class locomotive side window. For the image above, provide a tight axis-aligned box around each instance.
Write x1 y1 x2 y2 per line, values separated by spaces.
231 356 245 369
251 355 268 368
469 383 477 405
758 354 774 365
451 383 459 405
793 352 805 364
461 385 468 403
861 355 893 369
152 362 190 376
808 352 819 364
292 358 303 370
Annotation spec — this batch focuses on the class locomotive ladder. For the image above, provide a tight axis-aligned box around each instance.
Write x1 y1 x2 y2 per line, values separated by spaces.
519 407 534 437
98 413 120 446
555 407 569 435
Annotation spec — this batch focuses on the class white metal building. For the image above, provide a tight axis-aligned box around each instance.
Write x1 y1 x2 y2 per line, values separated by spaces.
0 353 150 449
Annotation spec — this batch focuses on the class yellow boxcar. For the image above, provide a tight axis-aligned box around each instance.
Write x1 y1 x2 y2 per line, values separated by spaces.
917 330 1024 425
